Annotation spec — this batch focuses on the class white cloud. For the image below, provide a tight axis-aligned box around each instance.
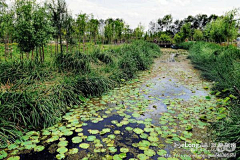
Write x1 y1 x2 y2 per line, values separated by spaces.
6 0 240 30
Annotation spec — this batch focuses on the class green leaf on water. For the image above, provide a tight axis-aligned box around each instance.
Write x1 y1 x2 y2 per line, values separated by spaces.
68 148 78 154
72 137 82 143
125 127 133 131
148 136 158 142
7 156 20 160
75 128 83 132
185 125 193 131
144 149 156 157
157 149 167 156
57 147 68 154
79 143 90 149
114 130 121 134
0 150 8 159
8 144 18 150
34 145 45 152
87 136 96 142
137 154 149 160
108 134 116 139
109 147 117 153
56 154 65 160
133 128 144 134
120 148 129 153
88 129 99 134
58 141 68 147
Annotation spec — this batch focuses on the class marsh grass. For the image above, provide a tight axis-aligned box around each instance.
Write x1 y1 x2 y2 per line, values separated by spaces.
0 40 161 148
187 41 240 158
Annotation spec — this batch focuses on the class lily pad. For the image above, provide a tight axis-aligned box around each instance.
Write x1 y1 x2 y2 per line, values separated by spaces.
72 137 82 143
87 136 96 142
157 149 167 156
144 149 156 157
68 148 78 154
137 154 149 160
34 145 45 152
57 147 68 154
120 147 129 153
109 147 117 153
7 156 20 160
79 143 90 149
0 150 8 159
133 128 144 134
56 154 65 160
58 141 68 147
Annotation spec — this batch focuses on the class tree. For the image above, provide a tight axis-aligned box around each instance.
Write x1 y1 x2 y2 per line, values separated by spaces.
0 2 14 60
32 3 53 62
159 33 172 42
180 23 192 40
157 14 173 31
115 19 124 43
14 0 36 59
88 16 99 44
48 0 68 54
193 29 203 41
203 9 238 44
64 13 75 53
133 23 144 39
76 13 88 51
104 18 115 43
173 33 183 44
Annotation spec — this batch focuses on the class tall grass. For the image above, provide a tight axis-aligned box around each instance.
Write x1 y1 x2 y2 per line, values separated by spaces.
0 60 52 84
187 41 240 158
0 40 161 148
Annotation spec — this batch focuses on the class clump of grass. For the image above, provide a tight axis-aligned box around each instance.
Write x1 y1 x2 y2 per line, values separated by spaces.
0 60 51 84
55 52 91 74
92 48 113 64
72 75 115 97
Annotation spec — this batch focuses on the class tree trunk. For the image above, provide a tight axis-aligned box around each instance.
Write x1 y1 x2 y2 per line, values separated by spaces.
31 49 34 60
35 47 38 62
39 47 42 63
79 35 81 52
56 37 58 55
4 38 7 61
42 46 45 62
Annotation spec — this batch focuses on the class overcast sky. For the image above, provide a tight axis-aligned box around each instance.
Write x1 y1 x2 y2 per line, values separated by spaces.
65 0 239 30
6 0 240 30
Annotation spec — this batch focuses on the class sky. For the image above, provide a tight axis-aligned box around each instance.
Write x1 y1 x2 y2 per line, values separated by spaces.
6 0 240 30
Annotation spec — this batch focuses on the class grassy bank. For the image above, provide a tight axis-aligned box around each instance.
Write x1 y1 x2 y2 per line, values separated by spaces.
0 40 161 148
184 41 240 158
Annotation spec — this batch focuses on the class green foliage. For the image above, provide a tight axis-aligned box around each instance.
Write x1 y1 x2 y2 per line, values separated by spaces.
0 41 161 148
180 23 192 40
178 41 195 49
0 60 51 84
203 9 238 43
159 33 172 42
55 51 91 74
173 33 183 44
193 29 203 41
187 41 240 157
188 42 240 93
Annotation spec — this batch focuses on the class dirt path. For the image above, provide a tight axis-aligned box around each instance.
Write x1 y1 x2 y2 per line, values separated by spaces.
4 49 221 160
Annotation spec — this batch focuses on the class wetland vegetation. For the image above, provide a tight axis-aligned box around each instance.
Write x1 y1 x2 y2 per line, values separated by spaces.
0 0 239 160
